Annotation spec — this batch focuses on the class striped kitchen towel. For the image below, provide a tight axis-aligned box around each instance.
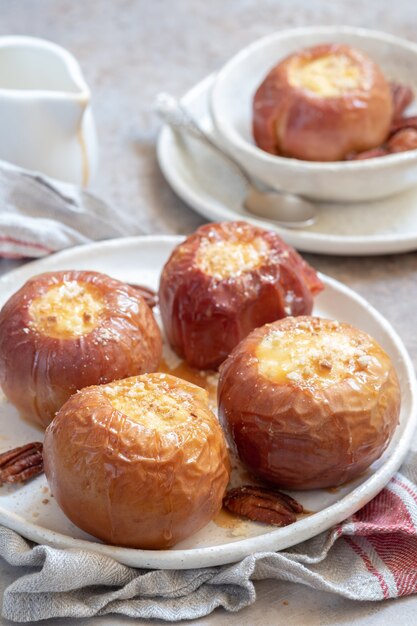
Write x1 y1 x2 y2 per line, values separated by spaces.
1 451 417 622
0 160 139 258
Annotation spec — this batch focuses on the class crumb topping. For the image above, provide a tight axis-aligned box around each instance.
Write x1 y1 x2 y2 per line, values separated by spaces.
288 53 364 97
256 318 386 390
102 374 198 430
195 237 270 280
29 281 104 339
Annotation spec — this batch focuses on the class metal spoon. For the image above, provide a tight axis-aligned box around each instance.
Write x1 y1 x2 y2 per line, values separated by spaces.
155 92 316 229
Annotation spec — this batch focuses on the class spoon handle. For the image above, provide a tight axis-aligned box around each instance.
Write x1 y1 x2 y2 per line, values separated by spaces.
155 92 252 185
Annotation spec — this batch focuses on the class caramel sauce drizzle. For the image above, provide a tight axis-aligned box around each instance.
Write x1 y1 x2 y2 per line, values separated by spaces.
157 358 218 409
213 507 243 530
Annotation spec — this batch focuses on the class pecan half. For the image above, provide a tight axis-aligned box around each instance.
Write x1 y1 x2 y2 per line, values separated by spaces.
346 147 390 161
390 82 414 120
389 115 417 136
348 125 417 160
388 127 417 153
128 283 158 308
223 484 303 526
0 442 44 485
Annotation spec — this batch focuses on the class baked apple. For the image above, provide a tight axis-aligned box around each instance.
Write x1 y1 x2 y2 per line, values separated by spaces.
218 316 400 490
0 271 162 429
253 44 393 161
43 373 230 549
158 221 323 370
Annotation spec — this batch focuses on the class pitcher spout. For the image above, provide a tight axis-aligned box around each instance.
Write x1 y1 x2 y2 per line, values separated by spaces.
0 36 97 185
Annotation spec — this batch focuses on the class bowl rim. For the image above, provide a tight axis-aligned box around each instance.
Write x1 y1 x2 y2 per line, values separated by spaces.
210 25 417 171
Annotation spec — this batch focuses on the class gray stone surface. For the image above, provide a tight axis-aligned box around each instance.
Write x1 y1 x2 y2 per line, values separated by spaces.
1 0 417 623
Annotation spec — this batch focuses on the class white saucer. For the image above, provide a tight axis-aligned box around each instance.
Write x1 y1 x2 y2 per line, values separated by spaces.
0 236 415 569
157 75 417 256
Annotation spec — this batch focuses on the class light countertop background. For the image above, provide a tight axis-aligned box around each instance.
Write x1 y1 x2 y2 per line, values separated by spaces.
0 0 417 624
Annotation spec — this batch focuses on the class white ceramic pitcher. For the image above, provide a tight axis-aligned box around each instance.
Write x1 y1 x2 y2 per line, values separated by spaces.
0 36 98 186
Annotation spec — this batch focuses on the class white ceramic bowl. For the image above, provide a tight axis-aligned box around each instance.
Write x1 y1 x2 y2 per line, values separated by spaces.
210 26 417 203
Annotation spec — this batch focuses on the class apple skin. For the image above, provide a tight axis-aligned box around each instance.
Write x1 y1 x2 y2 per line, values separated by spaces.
43 373 231 549
218 317 401 490
158 222 323 370
253 44 393 161
0 271 162 429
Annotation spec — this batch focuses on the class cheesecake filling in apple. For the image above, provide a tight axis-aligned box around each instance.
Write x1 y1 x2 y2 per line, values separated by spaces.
256 319 384 391
195 237 270 279
29 281 104 338
102 376 196 430
288 53 364 97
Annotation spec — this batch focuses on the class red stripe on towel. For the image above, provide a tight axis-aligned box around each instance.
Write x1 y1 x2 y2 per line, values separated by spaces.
363 488 416 596
0 251 25 259
344 536 390 598
353 486 415 534
392 476 417 508
0 236 53 253
368 534 417 596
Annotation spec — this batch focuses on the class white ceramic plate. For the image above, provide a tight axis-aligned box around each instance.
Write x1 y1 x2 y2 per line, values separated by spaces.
158 75 417 256
0 236 415 570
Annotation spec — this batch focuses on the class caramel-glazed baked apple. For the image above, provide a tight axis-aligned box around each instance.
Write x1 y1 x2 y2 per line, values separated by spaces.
218 316 401 490
253 44 393 161
43 373 230 549
159 222 323 370
0 271 162 429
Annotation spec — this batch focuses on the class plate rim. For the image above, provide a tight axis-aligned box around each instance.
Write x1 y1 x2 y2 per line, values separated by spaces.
157 75 417 256
0 235 416 570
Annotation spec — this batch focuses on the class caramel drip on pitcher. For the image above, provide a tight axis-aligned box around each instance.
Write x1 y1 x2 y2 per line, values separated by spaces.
77 129 89 186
